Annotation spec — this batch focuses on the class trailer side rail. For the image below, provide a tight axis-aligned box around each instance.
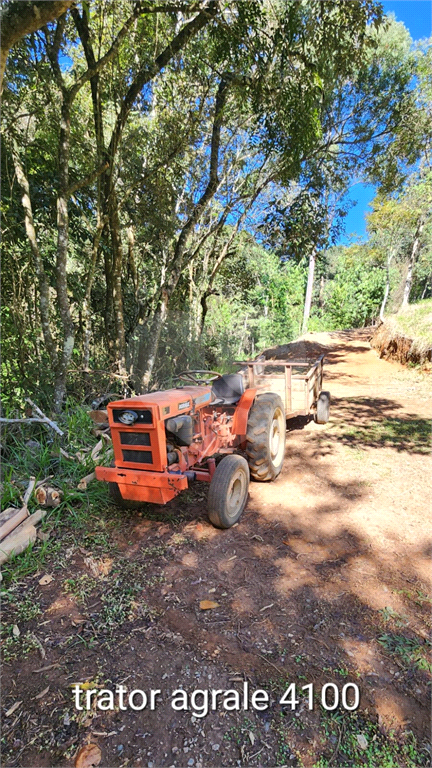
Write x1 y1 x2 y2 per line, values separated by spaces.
235 355 325 417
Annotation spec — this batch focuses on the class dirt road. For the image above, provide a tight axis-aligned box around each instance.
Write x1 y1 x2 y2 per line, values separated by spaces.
3 330 431 767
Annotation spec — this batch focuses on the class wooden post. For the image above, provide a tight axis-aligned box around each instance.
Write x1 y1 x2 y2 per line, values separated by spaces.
248 364 255 389
284 365 292 415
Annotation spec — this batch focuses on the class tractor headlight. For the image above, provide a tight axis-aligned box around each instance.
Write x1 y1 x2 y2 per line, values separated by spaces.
118 410 138 425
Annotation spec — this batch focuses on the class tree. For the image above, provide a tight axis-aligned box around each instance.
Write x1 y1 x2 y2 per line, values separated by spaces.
0 0 74 85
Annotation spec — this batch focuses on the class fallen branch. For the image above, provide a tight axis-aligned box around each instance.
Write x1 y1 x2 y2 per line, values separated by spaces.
35 475 54 489
23 477 36 505
77 472 96 491
25 398 64 436
0 417 54 425
0 406 64 436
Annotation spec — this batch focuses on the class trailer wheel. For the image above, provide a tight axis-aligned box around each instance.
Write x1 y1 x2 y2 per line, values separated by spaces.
315 391 330 424
208 455 249 529
246 393 286 481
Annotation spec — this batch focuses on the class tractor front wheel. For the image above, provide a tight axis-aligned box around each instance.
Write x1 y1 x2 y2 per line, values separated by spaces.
109 481 143 510
246 393 286 481
208 455 249 529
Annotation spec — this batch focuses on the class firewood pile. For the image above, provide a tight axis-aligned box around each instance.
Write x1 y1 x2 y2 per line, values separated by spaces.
0 401 112 569
0 478 57 566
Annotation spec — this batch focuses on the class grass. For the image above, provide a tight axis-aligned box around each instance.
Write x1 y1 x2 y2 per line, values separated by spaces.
1 628 42 662
378 633 432 674
61 549 165 637
0 401 124 587
373 299 432 364
334 414 431 454
392 299 432 346
315 710 429 767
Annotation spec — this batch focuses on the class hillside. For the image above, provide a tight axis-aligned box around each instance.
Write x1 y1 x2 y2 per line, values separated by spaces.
371 300 432 365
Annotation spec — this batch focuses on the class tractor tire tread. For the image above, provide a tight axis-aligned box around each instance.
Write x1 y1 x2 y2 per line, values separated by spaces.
208 455 249 529
246 393 286 482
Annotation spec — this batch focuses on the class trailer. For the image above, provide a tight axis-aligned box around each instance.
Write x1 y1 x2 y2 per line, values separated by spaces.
236 353 330 424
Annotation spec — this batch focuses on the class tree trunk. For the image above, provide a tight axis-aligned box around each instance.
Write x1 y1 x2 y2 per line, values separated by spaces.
108 190 126 374
302 247 316 335
53 98 75 412
379 249 395 322
83 215 105 372
134 291 169 392
133 78 229 391
319 274 325 308
11 142 57 367
402 216 424 308
420 280 430 300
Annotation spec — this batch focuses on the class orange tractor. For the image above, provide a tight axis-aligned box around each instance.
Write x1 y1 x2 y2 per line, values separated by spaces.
95 360 329 528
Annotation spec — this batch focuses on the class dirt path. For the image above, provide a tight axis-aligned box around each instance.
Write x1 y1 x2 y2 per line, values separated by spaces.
2 330 431 767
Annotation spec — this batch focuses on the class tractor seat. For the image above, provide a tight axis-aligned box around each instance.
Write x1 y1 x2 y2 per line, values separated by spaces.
211 373 244 405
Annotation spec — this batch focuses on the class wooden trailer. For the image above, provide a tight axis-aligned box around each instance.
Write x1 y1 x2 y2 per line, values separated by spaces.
236 354 330 423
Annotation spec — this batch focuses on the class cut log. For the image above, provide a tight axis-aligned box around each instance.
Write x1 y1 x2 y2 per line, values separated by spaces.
35 486 62 508
0 507 20 524
9 509 46 537
0 526 37 565
0 507 29 541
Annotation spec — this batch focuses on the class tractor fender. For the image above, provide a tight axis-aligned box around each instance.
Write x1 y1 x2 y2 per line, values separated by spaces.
232 388 257 438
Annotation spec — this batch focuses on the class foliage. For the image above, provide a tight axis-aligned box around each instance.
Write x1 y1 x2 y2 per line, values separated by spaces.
309 245 385 329
1 2 431 409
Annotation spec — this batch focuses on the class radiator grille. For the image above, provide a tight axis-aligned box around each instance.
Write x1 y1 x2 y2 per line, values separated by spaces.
122 450 152 464
119 432 151 446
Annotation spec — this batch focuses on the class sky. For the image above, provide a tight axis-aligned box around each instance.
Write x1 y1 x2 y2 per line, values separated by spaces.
340 0 432 244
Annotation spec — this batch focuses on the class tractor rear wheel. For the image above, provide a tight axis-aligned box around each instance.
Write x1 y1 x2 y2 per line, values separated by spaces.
246 393 286 481
208 455 249 529
314 391 331 424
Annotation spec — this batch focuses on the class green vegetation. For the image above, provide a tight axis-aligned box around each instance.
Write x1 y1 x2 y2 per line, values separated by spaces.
378 633 432 674
1 2 431 411
315 710 429 767
391 299 432 344
336 415 431 454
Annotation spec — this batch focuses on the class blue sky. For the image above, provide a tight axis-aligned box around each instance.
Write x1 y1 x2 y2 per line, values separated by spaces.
340 0 432 244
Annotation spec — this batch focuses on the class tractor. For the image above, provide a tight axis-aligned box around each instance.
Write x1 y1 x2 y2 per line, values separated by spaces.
95 369 287 529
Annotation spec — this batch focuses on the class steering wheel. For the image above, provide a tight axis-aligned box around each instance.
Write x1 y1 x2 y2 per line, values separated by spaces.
176 370 221 386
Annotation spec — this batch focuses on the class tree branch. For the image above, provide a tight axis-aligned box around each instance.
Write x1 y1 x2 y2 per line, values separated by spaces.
67 162 109 197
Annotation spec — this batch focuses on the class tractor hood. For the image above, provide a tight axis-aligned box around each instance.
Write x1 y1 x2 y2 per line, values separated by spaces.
107 386 212 424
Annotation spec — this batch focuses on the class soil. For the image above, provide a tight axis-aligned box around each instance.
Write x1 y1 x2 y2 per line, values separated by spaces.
2 329 431 768
370 323 432 366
